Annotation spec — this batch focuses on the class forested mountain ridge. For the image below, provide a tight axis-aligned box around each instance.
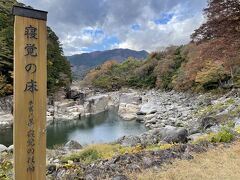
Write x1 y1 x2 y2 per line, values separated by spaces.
67 49 148 79
84 0 240 92
0 0 72 97
67 49 148 67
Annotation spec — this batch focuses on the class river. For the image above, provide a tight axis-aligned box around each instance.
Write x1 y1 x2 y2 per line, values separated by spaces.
0 110 146 148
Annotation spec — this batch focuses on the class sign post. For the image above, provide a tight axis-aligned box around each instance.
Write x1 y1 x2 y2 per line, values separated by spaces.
13 6 47 180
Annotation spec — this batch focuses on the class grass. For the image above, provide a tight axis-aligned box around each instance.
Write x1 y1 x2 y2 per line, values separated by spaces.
61 144 141 164
61 143 175 164
192 129 235 144
128 140 240 180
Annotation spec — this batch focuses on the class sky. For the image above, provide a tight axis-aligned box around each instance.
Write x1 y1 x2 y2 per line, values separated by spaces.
19 0 208 56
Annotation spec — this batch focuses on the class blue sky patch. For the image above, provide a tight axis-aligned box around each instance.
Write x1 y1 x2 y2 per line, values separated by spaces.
79 35 120 52
131 24 141 31
82 28 104 38
154 13 174 25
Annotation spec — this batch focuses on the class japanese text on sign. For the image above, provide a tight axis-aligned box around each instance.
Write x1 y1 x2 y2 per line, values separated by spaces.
24 25 38 172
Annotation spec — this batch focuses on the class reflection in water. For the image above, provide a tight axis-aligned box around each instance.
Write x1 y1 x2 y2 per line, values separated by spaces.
0 111 146 148
0 128 13 147
47 111 146 148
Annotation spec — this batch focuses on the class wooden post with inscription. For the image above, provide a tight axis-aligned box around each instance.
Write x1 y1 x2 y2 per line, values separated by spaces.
12 6 47 180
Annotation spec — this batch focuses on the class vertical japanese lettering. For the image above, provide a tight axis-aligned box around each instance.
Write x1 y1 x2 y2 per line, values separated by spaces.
24 24 38 172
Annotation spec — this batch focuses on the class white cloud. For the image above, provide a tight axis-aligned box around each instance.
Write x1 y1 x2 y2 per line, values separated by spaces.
19 0 207 55
117 5 205 52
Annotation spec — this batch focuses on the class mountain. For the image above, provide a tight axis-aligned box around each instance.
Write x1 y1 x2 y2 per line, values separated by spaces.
67 49 148 66
66 49 148 79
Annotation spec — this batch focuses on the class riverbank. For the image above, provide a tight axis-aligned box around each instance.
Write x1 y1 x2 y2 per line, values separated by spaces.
1 136 240 179
1 88 240 145
0 87 218 129
1 88 240 179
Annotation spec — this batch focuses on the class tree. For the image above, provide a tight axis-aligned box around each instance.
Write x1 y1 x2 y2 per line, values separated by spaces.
195 61 229 90
191 0 240 42
191 0 240 87
0 0 72 96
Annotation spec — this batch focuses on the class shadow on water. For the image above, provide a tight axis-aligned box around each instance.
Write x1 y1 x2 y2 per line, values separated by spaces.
0 128 13 147
0 110 146 148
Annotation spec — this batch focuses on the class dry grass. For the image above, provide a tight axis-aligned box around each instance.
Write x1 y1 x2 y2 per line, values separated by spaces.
129 141 240 180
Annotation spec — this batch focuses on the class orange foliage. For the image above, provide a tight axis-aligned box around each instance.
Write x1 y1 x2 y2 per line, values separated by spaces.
83 60 117 86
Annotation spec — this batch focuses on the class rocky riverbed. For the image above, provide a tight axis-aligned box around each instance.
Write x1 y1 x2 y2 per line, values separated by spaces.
1 88 240 144
1 88 240 179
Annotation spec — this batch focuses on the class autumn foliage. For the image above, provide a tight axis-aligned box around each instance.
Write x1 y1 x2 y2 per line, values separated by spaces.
191 0 240 89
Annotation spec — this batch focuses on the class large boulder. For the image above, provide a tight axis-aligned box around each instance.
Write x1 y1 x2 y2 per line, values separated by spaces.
85 94 109 115
8 145 14 153
200 116 218 130
64 140 82 150
159 126 188 143
187 133 203 141
118 103 140 121
119 93 142 105
0 144 8 152
54 103 86 121
139 103 158 114
0 112 13 129
66 88 86 102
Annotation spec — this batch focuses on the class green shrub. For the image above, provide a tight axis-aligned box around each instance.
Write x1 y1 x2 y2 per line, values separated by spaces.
61 148 100 164
210 130 234 143
193 130 234 144
195 61 229 90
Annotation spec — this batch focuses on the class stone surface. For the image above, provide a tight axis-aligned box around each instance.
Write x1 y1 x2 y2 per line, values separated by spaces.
140 103 158 114
234 117 240 127
118 103 140 121
161 126 188 143
188 133 203 141
0 144 8 152
7 145 14 152
0 112 13 129
119 93 142 105
64 140 82 150
118 135 141 147
200 117 218 130
85 94 109 114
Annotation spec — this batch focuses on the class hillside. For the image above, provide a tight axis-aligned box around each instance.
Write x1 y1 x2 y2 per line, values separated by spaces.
0 0 72 96
67 49 148 79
